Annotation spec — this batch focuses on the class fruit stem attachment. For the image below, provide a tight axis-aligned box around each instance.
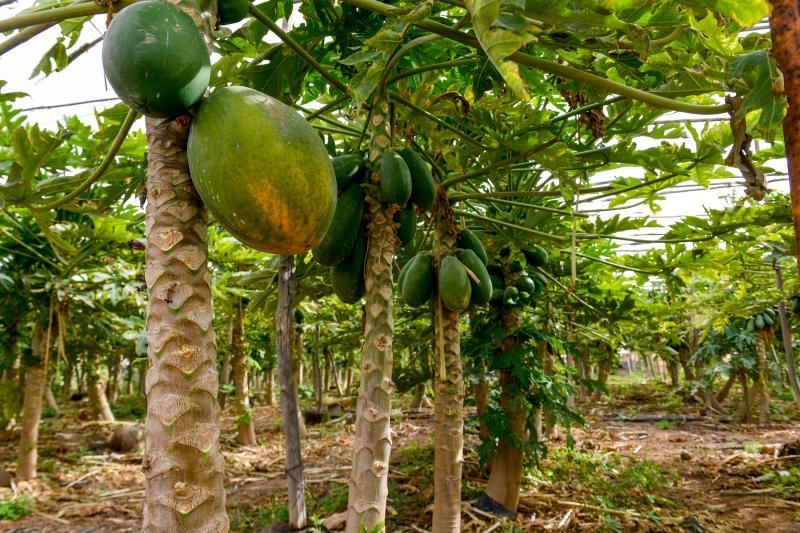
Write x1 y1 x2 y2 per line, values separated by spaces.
248 5 348 94
29 108 138 212
0 0 139 33
340 0 731 115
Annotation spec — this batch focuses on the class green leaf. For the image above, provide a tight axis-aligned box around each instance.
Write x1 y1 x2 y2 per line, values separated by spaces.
466 0 536 100
700 0 768 28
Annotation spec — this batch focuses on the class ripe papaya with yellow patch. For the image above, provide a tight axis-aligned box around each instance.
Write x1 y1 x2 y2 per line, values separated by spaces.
399 148 436 210
439 256 471 312
380 150 412 205
312 183 365 266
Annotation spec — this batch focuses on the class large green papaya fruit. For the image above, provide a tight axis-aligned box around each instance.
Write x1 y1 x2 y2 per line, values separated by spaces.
189 86 337 254
489 273 504 291
397 206 417 246
457 228 487 265
312 183 366 266
458 249 492 306
399 148 436 209
439 256 471 312
102 0 210 118
332 154 365 192
379 151 412 205
330 224 367 303
762 312 774 327
218 0 250 24
755 314 765 330
530 271 548 295
401 254 434 307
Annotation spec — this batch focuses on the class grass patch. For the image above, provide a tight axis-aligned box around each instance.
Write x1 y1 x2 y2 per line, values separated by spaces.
0 497 31 521
762 467 800 499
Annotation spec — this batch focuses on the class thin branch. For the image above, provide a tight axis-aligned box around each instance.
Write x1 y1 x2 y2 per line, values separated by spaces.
441 138 559 187
20 97 121 112
452 209 568 241
387 57 479 84
30 108 139 212
451 196 588 217
536 268 597 312
559 249 660 274
0 0 137 32
248 5 348 94
0 22 54 56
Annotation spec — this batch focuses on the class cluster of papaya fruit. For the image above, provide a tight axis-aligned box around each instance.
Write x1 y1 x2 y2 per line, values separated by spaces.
488 245 549 308
317 148 436 304
398 228 492 312
745 308 776 332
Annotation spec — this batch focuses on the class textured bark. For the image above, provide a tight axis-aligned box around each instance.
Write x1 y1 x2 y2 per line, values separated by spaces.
773 262 800 406
755 331 771 425
482 276 525 515
716 372 737 403
89 374 115 422
291 324 307 438
667 360 680 388
264 367 274 406
346 96 397 532
232 301 256 446
431 220 464 532
17 322 49 480
276 255 308 529
141 116 227 533
740 371 752 423
326 348 344 397
313 323 323 412
769 1 800 277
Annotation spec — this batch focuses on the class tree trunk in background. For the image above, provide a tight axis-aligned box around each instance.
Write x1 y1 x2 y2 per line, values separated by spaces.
474 366 492 474
232 300 256 446
291 323 307 437
773 262 800 406
327 349 343 397
18 321 50 480
769 1 800 278
107 351 122 404
313 323 322 412
45 386 60 417
61 355 72 403
667 360 680 388
755 331 771 425
141 116 227 532
592 345 611 401
479 269 525 517
276 255 307 529
220 350 232 410
89 373 115 422
346 96 397 532
265 366 274 406
716 371 737 403
323 346 330 393
740 371 752 423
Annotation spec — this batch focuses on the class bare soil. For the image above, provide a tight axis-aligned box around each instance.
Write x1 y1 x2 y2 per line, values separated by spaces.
1 382 798 532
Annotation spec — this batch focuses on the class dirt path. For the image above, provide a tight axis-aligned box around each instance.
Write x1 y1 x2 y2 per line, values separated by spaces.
1 388 798 532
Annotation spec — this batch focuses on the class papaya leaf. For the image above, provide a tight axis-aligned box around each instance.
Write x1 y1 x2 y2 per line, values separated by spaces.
465 0 536 100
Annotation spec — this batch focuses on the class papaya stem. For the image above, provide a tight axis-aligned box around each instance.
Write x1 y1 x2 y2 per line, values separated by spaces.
0 22 54 56
441 138 559 187
248 5 348 94
0 0 138 33
455 196 588 217
386 57 479 84
29 108 138 212
340 0 731 115
450 186 610 200
452 209 569 241
535 268 598 312
558 249 660 274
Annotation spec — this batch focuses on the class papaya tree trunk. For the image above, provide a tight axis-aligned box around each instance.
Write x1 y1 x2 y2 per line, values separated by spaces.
17 320 50 480
232 300 256 446
773 262 800 406
755 331 771 425
667 359 680 388
45 385 60 417
716 371 737 403
740 371 752 423
89 371 115 422
107 350 122 404
276 255 308 529
327 348 344 397
291 323 307 437
431 219 464 532
474 366 492 475
264 365 274 406
479 273 526 516
313 323 322 412
346 96 398 532
61 355 73 403
141 116 227 532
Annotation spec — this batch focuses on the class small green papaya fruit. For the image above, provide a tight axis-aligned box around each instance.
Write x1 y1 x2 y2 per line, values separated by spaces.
379 150 412 205
401 254 434 307
458 249 492 306
516 276 536 295
490 288 504 304
312 183 365 266
398 148 436 210
397 206 417 246
457 228 488 265
332 153 365 192
330 224 368 303
439 256 471 312
503 286 519 306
